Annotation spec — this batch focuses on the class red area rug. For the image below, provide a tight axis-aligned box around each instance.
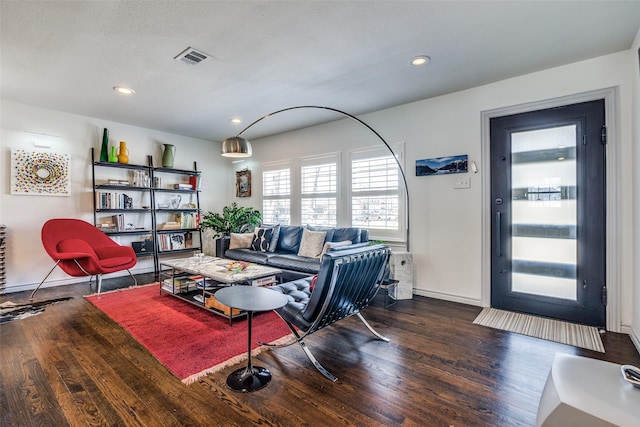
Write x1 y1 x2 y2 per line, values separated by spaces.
85 284 292 384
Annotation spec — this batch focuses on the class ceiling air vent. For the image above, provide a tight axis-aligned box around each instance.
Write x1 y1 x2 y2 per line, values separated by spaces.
174 47 211 66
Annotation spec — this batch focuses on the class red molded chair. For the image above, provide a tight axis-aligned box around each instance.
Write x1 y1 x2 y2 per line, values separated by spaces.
31 218 137 300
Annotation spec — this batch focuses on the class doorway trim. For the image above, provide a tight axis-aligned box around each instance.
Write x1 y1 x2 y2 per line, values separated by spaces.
480 87 621 332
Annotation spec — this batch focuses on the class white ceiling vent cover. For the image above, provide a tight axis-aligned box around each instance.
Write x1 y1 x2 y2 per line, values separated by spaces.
174 47 211 66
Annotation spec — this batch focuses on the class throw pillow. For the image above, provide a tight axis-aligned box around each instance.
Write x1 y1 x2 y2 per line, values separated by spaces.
261 223 281 252
320 240 352 258
297 228 327 258
229 232 254 249
251 227 273 252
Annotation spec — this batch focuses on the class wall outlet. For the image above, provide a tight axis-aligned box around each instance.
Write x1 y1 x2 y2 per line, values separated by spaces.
454 176 470 189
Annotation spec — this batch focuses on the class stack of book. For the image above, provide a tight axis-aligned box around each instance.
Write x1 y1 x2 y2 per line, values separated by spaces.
174 183 194 190
106 179 130 186
161 276 196 293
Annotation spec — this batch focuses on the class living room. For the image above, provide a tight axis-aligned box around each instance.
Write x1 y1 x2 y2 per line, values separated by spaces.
2 2 640 425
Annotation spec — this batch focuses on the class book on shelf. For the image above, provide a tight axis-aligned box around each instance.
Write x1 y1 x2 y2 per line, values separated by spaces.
175 212 200 229
157 232 192 251
159 221 181 230
96 214 125 231
106 179 130 186
95 192 133 209
173 183 194 190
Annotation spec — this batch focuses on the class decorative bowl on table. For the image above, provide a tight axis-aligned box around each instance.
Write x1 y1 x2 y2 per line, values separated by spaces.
226 261 250 273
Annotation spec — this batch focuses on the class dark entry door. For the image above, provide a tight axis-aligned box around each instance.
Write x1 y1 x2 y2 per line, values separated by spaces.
490 99 606 327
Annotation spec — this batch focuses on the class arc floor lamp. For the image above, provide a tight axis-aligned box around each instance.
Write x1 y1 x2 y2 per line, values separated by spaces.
220 105 410 252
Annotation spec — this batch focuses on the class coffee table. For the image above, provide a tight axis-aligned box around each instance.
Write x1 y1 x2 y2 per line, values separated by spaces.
215 286 288 392
159 256 282 324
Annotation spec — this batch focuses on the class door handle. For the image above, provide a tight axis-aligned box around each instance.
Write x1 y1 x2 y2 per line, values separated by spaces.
496 212 502 257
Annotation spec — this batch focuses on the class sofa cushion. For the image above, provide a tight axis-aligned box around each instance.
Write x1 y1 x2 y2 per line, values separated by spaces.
267 253 321 274
276 225 303 254
229 232 254 249
251 227 273 252
225 248 272 264
332 227 362 243
297 228 326 258
306 225 335 244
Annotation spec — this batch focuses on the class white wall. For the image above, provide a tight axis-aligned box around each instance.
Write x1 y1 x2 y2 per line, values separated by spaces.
252 50 635 330
631 28 640 349
0 100 232 292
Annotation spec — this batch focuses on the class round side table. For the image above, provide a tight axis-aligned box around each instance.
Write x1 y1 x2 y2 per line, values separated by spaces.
214 286 288 392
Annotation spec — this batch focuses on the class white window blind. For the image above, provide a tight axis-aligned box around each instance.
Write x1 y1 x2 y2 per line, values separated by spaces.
351 155 400 231
301 160 337 226
262 167 291 225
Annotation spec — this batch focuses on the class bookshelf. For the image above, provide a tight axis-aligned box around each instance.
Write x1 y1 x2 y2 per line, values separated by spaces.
91 148 203 272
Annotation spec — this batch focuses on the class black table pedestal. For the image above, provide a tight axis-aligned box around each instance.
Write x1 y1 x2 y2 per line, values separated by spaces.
225 310 272 392
214 286 288 393
226 365 272 392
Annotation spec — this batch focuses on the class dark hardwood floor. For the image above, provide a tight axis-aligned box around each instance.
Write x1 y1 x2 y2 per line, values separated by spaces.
1 274 639 427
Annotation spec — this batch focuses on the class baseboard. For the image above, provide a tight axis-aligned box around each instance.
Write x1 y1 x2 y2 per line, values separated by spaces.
413 289 483 307
1 266 156 294
627 325 640 355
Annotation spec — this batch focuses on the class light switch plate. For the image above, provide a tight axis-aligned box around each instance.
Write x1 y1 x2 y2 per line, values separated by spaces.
454 176 470 189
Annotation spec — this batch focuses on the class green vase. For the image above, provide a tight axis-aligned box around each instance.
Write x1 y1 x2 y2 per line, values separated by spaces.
108 146 118 163
99 128 109 162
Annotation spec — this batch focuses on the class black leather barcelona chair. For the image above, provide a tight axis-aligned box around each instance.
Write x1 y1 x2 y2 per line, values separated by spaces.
266 244 391 381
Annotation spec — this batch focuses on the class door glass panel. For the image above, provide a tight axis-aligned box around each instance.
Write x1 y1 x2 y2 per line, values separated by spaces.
511 125 577 300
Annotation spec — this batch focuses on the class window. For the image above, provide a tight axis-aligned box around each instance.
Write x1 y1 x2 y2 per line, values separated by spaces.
300 158 337 226
260 145 404 242
262 164 291 225
350 146 403 240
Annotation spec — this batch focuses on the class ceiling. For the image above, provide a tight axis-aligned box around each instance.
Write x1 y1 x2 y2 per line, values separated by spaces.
2 1 640 142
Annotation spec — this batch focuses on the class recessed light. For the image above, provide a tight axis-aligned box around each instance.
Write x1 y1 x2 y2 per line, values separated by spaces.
113 86 135 95
230 117 242 124
410 55 431 66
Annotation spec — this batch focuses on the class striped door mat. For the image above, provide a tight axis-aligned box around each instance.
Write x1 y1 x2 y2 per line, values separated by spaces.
473 307 605 353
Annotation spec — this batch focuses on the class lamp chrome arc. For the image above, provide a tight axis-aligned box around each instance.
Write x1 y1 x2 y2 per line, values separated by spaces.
221 136 252 157
224 105 410 251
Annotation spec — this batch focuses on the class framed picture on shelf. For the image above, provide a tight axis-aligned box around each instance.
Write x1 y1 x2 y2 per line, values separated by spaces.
236 169 251 197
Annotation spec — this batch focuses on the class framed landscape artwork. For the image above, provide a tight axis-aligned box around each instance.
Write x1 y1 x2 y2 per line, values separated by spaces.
416 154 468 176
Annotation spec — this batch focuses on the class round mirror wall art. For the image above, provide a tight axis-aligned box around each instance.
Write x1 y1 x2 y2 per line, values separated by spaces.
10 149 70 196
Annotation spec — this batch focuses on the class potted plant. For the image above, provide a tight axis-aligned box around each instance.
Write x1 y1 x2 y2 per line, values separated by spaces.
201 203 262 255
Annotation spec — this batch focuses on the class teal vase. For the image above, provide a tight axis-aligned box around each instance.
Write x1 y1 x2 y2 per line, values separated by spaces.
99 128 109 162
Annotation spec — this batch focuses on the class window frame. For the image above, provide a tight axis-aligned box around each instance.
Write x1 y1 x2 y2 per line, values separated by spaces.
261 160 292 225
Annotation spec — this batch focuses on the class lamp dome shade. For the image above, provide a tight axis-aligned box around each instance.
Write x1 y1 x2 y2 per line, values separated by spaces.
221 136 252 157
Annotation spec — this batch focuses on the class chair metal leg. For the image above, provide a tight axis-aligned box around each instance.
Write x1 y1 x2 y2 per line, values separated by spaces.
298 339 338 382
97 274 103 298
127 269 137 286
30 260 61 301
261 318 338 382
356 312 391 342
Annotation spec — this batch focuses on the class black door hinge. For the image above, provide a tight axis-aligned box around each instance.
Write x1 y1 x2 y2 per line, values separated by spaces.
602 285 607 306
601 125 607 144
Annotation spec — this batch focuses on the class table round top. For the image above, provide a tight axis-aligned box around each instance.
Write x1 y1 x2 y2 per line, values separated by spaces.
214 286 288 312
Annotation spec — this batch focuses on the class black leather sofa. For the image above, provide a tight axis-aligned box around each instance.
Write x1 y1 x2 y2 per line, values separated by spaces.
217 225 370 280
